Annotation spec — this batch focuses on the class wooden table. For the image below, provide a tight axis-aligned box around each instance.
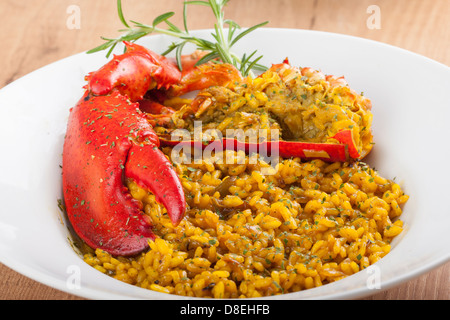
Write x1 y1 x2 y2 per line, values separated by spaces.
0 0 448 300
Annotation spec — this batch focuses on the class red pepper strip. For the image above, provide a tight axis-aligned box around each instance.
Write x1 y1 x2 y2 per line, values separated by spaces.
329 129 360 159
275 140 348 162
159 136 351 162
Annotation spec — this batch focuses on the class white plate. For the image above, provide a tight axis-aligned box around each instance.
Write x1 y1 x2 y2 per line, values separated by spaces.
0 29 449 300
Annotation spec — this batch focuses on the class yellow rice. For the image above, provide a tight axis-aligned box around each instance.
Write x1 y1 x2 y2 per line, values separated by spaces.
82 148 408 298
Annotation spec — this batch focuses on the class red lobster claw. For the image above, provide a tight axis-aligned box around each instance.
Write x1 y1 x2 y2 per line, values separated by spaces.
88 41 181 101
63 42 186 256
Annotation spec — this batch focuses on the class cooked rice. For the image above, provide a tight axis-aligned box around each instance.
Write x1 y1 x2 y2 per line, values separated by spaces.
83 148 408 298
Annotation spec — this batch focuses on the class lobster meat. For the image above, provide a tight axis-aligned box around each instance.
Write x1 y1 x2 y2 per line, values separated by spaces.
62 42 241 256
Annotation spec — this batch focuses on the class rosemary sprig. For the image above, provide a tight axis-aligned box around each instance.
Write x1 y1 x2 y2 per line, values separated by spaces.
87 0 269 76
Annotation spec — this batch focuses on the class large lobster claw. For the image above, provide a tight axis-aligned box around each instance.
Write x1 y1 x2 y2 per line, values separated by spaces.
62 42 186 256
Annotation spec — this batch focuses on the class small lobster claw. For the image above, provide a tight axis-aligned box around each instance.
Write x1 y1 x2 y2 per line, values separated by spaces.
63 43 187 256
87 41 182 102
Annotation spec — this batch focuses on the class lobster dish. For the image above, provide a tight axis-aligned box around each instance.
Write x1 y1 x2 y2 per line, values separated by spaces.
62 42 408 298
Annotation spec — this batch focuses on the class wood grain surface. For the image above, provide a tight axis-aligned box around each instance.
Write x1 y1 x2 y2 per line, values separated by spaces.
0 0 448 300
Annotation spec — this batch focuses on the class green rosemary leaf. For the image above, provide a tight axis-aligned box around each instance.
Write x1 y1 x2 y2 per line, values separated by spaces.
87 41 114 54
161 43 179 56
194 51 220 66
100 36 118 41
120 31 148 42
164 19 183 34
106 42 118 58
215 42 231 64
224 19 240 28
184 1 210 6
117 0 130 28
175 41 187 70
129 20 151 29
244 54 264 76
152 12 175 27
229 21 269 47
189 37 215 51
250 62 269 72
183 1 189 33
225 19 240 43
